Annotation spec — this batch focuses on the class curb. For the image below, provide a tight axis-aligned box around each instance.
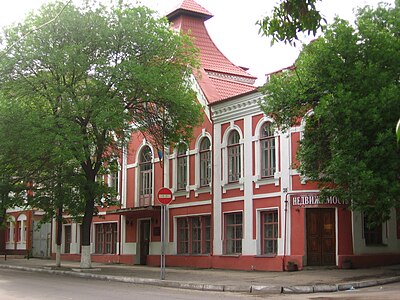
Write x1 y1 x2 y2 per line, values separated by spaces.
1 264 400 295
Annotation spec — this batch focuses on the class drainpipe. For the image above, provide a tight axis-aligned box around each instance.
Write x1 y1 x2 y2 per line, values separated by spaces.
283 189 288 271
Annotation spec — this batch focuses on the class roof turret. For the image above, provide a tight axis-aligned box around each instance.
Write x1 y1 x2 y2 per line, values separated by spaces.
167 0 257 102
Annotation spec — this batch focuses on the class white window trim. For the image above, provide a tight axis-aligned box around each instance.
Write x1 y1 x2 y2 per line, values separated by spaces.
17 214 27 243
253 117 280 187
172 143 190 198
221 125 244 193
222 210 244 255
256 207 280 256
108 163 121 202
194 130 212 196
7 216 16 244
135 142 155 207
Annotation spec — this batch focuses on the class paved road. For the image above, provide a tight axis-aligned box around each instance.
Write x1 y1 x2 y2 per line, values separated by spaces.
263 282 400 299
1 267 400 299
0 269 250 300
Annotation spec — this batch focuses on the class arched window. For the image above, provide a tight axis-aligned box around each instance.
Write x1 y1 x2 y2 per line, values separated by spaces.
176 143 188 191
139 146 152 206
17 214 27 243
228 130 241 183
260 122 276 177
199 137 211 187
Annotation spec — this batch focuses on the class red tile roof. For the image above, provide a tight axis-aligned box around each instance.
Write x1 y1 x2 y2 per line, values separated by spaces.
167 0 257 103
167 0 213 20
209 76 257 102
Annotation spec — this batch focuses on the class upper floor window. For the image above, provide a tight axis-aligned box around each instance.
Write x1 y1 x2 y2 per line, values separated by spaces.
260 122 276 177
227 130 241 183
177 144 188 191
199 137 211 187
139 146 152 206
109 172 119 194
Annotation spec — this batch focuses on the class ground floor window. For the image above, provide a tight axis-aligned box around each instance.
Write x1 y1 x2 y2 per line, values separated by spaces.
64 225 71 254
224 212 242 255
396 208 400 239
363 214 382 246
5 221 13 243
177 215 211 255
261 210 278 255
95 223 117 254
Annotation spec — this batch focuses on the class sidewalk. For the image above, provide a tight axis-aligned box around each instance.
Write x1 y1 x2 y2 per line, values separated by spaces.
0 256 399 294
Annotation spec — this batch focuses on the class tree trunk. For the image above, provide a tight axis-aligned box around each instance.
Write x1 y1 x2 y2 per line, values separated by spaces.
80 196 94 269
55 245 61 267
55 207 62 267
80 245 91 269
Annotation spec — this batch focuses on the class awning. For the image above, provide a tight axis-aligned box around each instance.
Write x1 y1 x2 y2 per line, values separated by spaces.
106 205 161 215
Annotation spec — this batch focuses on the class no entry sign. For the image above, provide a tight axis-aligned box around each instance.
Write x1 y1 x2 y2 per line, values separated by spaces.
157 187 173 205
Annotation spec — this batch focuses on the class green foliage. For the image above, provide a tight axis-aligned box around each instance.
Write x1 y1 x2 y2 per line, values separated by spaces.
257 0 325 45
0 0 202 244
260 3 400 225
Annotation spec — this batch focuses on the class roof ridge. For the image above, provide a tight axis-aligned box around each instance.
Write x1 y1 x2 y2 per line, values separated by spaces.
167 0 213 21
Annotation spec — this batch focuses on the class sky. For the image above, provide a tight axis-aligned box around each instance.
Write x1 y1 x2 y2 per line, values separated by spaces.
0 0 395 85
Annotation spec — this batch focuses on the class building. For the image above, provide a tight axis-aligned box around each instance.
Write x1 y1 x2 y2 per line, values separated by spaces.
8 0 399 270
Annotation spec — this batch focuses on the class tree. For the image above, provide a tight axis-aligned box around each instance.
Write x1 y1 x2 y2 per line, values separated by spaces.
0 87 82 265
260 3 400 225
257 0 325 45
0 0 202 268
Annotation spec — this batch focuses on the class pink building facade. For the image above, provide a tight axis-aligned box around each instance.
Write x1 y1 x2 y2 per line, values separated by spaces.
37 0 400 270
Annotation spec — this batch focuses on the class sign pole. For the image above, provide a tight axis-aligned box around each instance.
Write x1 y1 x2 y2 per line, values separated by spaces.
160 204 166 280
157 187 172 280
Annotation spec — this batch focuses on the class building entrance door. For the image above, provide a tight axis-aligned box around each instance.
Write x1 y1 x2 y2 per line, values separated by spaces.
139 220 150 265
306 208 336 266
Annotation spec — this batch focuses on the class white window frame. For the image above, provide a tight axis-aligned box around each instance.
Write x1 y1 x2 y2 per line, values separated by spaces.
253 117 280 187
6 216 16 244
176 143 188 191
172 143 190 197
17 214 27 243
108 160 121 201
194 131 212 196
221 125 244 191
135 143 154 207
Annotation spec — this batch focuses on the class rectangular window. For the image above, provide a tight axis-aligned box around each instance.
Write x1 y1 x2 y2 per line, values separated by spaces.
228 145 241 182
363 214 382 246
16 221 25 242
177 216 211 255
109 172 119 195
5 222 10 243
64 225 71 254
140 167 152 206
177 156 187 190
95 223 117 254
177 218 189 254
200 150 211 187
224 212 242 255
261 138 276 177
262 210 278 255
397 208 400 239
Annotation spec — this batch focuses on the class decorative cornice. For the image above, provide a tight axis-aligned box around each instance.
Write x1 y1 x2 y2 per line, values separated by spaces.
207 71 256 85
211 92 264 123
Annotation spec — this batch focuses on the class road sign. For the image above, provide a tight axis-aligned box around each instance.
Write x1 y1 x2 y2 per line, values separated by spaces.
157 187 173 205
157 187 172 280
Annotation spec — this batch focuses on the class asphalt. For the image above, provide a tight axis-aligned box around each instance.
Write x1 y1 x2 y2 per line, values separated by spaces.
0 256 400 295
